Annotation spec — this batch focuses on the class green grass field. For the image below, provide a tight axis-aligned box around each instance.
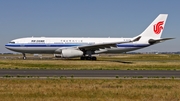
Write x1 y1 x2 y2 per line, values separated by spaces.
0 79 179 101
0 54 180 101
0 54 180 70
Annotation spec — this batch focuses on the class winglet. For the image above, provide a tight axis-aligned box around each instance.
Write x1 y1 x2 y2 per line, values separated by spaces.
131 36 141 42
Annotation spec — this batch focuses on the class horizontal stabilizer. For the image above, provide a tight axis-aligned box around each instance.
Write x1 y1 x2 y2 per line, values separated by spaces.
148 38 174 44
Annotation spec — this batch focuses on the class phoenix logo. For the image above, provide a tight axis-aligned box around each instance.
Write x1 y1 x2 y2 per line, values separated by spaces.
153 21 164 34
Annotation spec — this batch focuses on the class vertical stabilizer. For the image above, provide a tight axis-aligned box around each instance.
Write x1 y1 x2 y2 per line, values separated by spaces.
139 14 168 39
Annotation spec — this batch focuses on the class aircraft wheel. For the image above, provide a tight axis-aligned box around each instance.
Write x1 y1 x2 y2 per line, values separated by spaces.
80 56 85 60
22 53 26 60
91 57 97 60
23 57 26 60
86 56 91 60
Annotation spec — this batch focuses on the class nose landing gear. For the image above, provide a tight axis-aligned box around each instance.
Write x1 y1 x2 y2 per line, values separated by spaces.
22 53 26 60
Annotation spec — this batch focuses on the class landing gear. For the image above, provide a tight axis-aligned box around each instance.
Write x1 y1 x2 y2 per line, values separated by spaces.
80 56 97 60
80 56 85 60
22 53 26 60
80 50 97 60
91 56 97 60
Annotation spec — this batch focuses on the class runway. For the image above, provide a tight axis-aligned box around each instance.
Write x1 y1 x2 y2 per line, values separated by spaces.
0 70 180 78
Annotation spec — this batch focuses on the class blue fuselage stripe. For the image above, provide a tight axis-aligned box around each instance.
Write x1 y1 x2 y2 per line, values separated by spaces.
5 44 149 48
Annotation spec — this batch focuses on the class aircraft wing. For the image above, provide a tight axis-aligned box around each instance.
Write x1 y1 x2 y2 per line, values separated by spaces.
78 36 141 51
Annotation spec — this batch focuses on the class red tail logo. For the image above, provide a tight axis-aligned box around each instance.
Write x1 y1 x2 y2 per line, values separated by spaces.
153 21 164 34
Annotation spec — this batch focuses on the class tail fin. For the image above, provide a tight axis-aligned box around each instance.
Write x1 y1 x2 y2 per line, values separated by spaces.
139 14 168 39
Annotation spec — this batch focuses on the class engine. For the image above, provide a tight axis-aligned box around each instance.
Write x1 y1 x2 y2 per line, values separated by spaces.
61 49 83 58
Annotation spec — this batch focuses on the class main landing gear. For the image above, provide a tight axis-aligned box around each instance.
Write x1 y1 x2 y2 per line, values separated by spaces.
80 56 97 60
22 53 26 60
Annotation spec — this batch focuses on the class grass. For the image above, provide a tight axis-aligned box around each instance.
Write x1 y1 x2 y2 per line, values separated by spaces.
0 79 179 101
0 54 180 70
0 54 179 101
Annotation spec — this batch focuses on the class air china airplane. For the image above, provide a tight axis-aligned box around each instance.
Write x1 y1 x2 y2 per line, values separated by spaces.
5 14 173 60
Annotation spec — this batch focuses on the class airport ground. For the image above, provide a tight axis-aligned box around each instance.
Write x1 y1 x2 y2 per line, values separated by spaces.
0 54 180 101
0 54 180 70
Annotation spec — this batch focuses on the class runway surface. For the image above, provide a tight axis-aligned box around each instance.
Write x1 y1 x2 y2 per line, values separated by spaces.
0 70 180 77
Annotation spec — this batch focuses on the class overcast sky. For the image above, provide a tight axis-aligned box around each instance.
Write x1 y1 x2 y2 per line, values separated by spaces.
0 0 179 53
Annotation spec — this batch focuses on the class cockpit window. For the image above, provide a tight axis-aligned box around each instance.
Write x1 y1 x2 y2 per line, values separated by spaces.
9 41 15 44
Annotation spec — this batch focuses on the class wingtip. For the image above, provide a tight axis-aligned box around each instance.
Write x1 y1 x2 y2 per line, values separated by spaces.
132 36 141 42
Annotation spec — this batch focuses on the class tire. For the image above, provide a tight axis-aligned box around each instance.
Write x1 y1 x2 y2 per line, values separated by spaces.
86 57 91 60
91 57 97 60
80 56 85 60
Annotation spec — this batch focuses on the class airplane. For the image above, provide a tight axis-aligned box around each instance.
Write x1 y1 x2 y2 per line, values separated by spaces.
5 14 173 60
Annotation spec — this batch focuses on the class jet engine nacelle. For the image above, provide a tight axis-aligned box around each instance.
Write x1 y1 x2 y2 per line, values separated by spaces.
61 49 83 58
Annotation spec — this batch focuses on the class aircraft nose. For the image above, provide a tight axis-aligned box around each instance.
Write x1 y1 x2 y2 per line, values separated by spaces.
5 44 9 48
5 44 12 50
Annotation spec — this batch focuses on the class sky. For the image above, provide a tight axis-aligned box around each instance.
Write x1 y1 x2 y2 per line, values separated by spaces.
0 0 180 53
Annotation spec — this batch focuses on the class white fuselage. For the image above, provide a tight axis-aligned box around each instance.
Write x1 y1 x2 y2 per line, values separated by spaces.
5 37 149 54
